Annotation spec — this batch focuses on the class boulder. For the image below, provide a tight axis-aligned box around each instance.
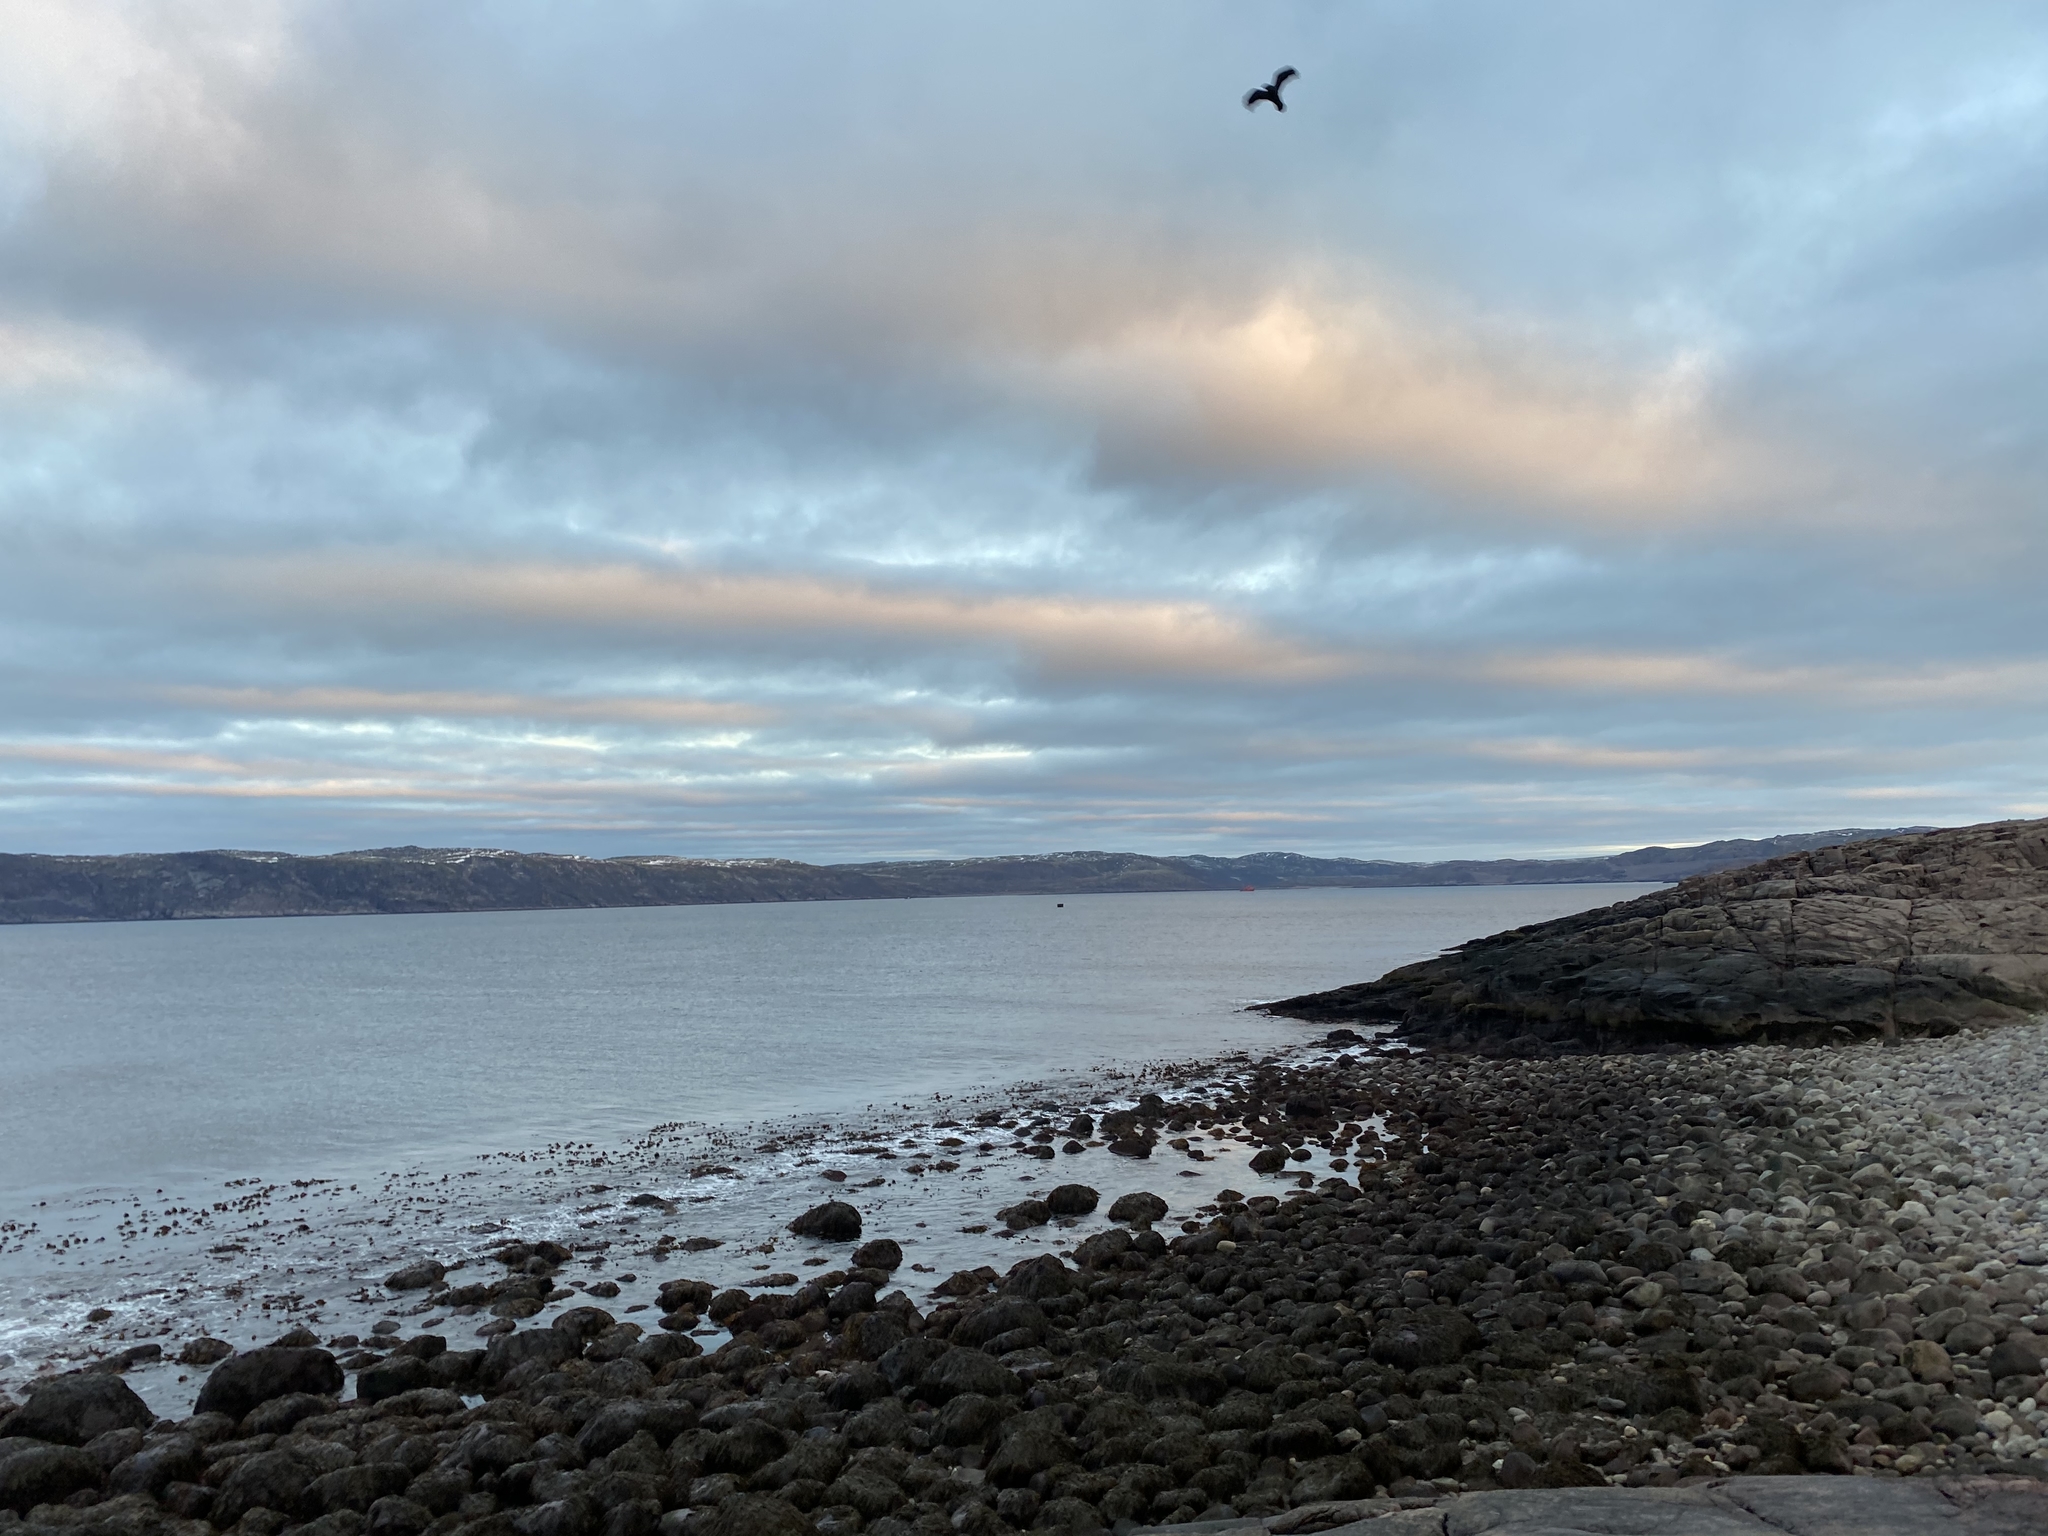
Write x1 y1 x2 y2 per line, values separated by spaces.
787 1202 862 1242
176 1337 233 1366
997 1200 1050 1230
1368 1307 1482 1371
481 1326 580 1384
107 1435 203 1497
1043 1185 1099 1217
383 1260 445 1292
1904 1339 1955 1384
193 1347 343 1422
1071 1229 1132 1269
0 1373 153 1445
1107 1192 1167 1226
692 1493 816 1536
1002 1255 1076 1299
551 1305 617 1339
850 1239 902 1271
246 1392 338 1436
210 1448 325 1528
353 1355 431 1404
0 1442 103 1512
1988 1332 2044 1381
916 1347 1024 1402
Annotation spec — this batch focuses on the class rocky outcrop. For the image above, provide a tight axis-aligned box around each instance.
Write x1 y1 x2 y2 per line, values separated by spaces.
1263 819 2048 1047
0 829 1922 924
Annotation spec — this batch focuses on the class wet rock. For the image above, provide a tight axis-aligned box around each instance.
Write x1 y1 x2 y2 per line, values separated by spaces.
0 1372 154 1445
1044 1185 1099 1217
1247 1147 1289 1174
0 1442 104 1512
984 1417 1076 1487
306 1462 414 1516
916 1348 1024 1402
354 1355 432 1404
998 1200 1050 1231
366 1494 432 1536
245 1391 339 1436
383 1261 446 1292
552 1305 618 1340
659 1279 716 1313
875 1336 950 1393
788 1203 863 1243
1368 1308 1482 1371
481 1327 581 1385
1001 1255 1076 1300
692 1492 816 1536
193 1347 343 1422
108 1435 203 1497
177 1337 234 1367
850 1239 902 1271
211 1448 328 1527
1106 1192 1167 1226
1071 1229 1132 1269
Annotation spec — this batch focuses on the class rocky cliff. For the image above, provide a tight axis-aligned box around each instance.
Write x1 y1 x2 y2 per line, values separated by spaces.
0 829 1916 924
1261 818 2048 1047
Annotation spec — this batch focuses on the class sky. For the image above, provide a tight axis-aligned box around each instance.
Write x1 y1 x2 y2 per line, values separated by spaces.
1 0 2045 862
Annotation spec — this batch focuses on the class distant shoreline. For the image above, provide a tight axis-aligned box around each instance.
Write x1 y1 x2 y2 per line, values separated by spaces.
0 828 1920 925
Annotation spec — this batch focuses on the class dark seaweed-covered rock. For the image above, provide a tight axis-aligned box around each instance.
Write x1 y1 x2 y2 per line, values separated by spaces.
917 1348 1024 1402
1044 1184 1099 1216
354 1353 431 1403
851 1239 902 1271
0 1442 104 1511
0 1372 154 1446
193 1346 343 1421
1107 1191 1167 1226
383 1260 445 1291
788 1202 862 1242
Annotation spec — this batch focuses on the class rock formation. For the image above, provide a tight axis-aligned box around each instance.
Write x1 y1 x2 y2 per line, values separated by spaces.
1263 819 2048 1047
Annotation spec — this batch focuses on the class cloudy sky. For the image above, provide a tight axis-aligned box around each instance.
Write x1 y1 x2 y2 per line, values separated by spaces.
2 1 2045 861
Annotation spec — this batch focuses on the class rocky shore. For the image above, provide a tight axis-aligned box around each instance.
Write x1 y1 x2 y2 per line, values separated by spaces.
4 1022 2046 1536
1264 819 2048 1048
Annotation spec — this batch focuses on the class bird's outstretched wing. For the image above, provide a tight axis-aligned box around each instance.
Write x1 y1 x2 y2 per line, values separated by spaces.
1272 66 1298 89
1243 86 1270 110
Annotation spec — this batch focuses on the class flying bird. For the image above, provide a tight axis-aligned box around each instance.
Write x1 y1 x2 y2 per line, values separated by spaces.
1244 66 1298 112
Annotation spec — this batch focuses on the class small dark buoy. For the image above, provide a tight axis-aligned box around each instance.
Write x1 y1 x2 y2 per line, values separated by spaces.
1056 902 1064 907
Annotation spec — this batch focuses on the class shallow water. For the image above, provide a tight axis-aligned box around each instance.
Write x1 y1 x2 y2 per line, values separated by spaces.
0 882 1655 1409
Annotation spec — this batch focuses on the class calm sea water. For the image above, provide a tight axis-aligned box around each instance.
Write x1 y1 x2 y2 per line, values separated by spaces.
0 885 1652 1196
0 883 1657 1404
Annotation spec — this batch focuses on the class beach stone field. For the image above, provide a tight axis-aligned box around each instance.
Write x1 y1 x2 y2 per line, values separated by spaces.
4 1025 2048 1536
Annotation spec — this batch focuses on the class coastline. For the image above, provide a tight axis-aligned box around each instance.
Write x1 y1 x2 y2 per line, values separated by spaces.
4 1022 2046 1535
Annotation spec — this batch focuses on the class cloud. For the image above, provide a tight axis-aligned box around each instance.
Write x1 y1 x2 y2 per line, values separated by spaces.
203 556 1354 684
1032 286 1791 518
1 3 2046 859
159 685 773 728
0 313 163 393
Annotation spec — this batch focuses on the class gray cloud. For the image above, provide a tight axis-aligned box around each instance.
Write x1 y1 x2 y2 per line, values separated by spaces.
1 1 2044 859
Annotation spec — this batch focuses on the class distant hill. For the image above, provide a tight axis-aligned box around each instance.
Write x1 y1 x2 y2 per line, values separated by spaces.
0 828 1926 924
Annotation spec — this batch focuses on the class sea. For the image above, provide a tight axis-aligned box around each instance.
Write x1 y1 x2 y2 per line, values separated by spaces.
0 882 1656 1411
